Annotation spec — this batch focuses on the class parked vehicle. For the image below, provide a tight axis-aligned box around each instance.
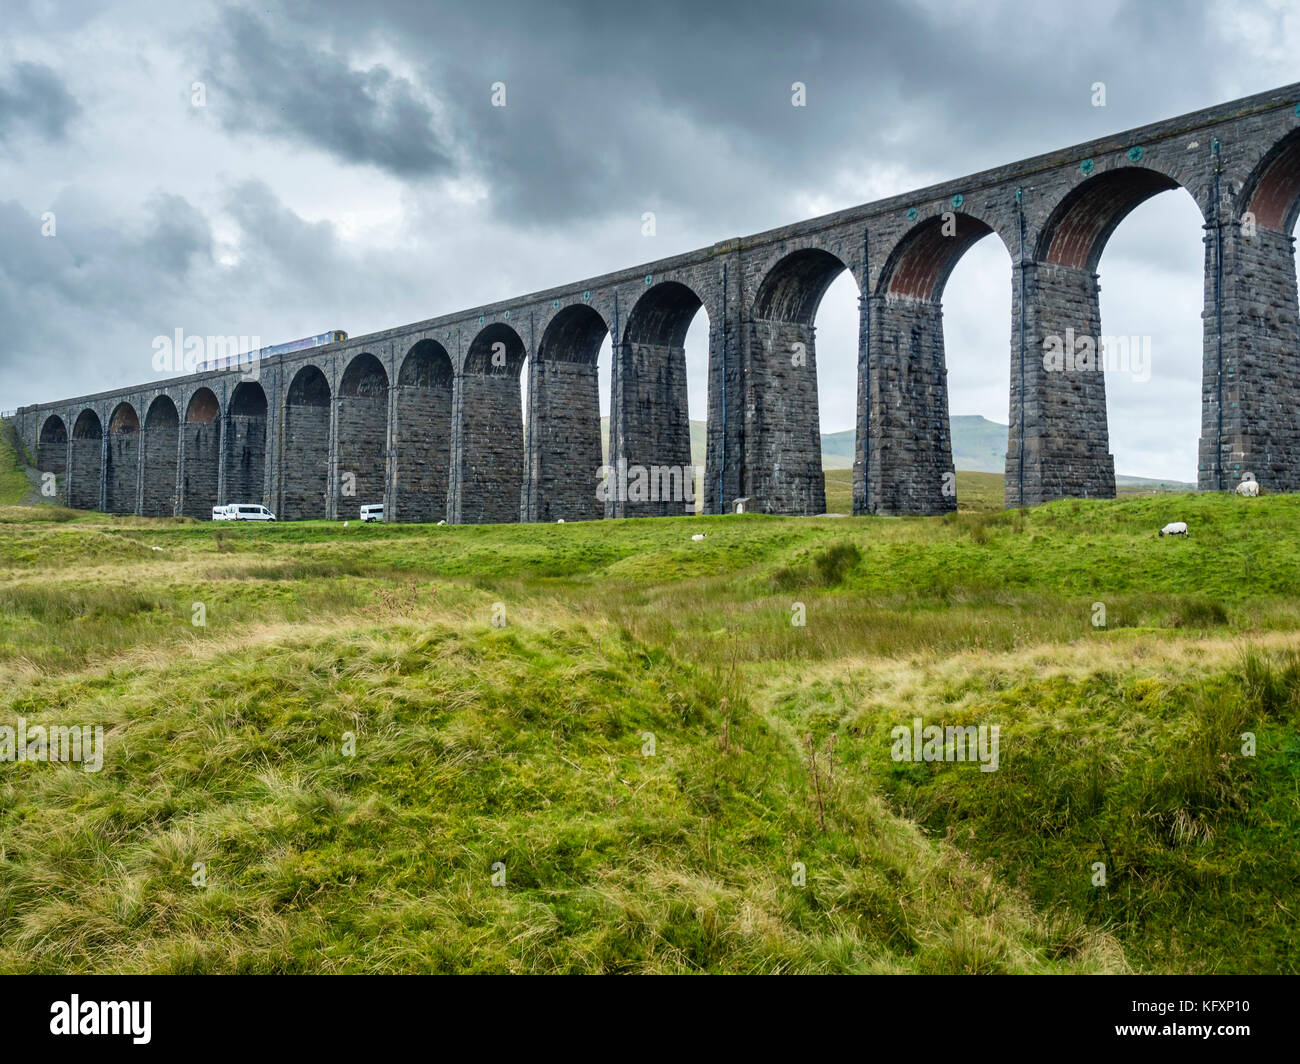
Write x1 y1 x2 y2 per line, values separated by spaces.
360 504 385 523
226 504 276 522
212 505 230 521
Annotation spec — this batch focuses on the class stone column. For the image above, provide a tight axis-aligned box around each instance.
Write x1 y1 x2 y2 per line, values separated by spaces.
525 357 602 522
1005 262 1115 507
862 293 956 515
742 317 826 516
1202 221 1300 492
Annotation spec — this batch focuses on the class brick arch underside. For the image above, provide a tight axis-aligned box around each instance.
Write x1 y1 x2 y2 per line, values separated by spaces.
532 306 610 522
461 325 526 525
338 355 389 518
141 398 179 517
282 368 331 521
617 282 706 518
395 341 453 523
223 383 268 513
104 404 140 515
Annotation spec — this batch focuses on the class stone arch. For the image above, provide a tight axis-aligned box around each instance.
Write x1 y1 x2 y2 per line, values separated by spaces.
104 402 140 514
624 280 704 348
459 324 526 524
1218 128 1300 491
38 414 67 477
1035 168 1185 272
529 305 610 521
749 249 859 515
72 409 102 438
1007 168 1200 508
394 339 454 522
69 409 103 511
878 214 1001 302
225 381 268 510
337 353 389 517
186 388 220 424
181 387 221 518
616 281 709 518
1240 128 1300 235
464 323 527 375
865 214 1013 514
141 395 180 517
282 364 331 520
753 247 849 324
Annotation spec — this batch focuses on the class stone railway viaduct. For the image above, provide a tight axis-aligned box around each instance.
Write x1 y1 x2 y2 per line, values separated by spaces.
14 83 1300 522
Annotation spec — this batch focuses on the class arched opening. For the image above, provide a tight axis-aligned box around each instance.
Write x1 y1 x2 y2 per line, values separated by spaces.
619 281 709 517
38 414 67 482
337 353 389 519
394 340 453 522
104 401 140 514
530 304 609 521
751 248 851 515
459 324 525 524
1231 130 1300 491
282 365 331 520
141 396 179 517
917 226 1014 511
69 409 102 510
870 214 1009 514
1036 167 1202 494
181 387 221 518
226 381 268 509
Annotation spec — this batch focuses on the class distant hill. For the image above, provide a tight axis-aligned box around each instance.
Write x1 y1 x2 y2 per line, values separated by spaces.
949 415 1009 473
763 415 1010 473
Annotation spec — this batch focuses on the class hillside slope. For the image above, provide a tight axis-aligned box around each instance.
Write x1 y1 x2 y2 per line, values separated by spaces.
0 428 1294 973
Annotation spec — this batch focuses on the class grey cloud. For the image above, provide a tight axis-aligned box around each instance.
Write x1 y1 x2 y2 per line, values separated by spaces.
202 7 455 179
265 0 1231 232
0 62 80 145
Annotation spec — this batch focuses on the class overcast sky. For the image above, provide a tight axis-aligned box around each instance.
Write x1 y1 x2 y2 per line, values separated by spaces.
1 0 1297 480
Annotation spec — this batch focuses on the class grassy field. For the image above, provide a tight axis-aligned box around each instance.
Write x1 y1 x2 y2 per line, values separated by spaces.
0 429 1296 973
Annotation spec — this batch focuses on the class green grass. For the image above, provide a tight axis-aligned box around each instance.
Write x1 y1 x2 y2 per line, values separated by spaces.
0 421 31 505
0 424 1296 973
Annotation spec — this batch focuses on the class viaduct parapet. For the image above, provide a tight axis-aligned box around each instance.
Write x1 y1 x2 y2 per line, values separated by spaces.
13 83 1300 521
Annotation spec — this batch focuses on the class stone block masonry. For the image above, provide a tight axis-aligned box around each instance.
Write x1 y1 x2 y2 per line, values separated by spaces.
180 422 221 518
14 83 1300 522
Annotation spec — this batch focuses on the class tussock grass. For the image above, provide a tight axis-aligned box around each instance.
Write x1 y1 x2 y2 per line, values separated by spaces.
0 418 1296 971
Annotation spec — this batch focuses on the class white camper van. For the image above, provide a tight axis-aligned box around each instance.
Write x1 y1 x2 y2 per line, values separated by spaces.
226 504 276 522
360 504 385 523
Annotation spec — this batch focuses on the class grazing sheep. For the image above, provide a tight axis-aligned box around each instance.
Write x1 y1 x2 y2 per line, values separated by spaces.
691 533 706 541
1235 479 1260 497
557 518 565 523
1159 521 1189 537
437 520 446 526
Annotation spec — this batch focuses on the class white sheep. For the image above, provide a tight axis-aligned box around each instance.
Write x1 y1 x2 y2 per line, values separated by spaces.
691 533 706 541
1235 479 1260 497
1158 521 1188 537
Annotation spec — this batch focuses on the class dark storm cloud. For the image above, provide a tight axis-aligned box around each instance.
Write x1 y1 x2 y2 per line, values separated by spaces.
0 63 80 145
239 0 1226 233
201 7 455 179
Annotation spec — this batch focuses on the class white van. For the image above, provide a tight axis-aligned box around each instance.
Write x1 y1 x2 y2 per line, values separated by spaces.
228 504 276 522
360 504 385 523
212 505 230 521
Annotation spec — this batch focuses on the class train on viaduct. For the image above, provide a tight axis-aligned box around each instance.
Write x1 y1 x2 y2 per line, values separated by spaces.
11 81 1300 523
